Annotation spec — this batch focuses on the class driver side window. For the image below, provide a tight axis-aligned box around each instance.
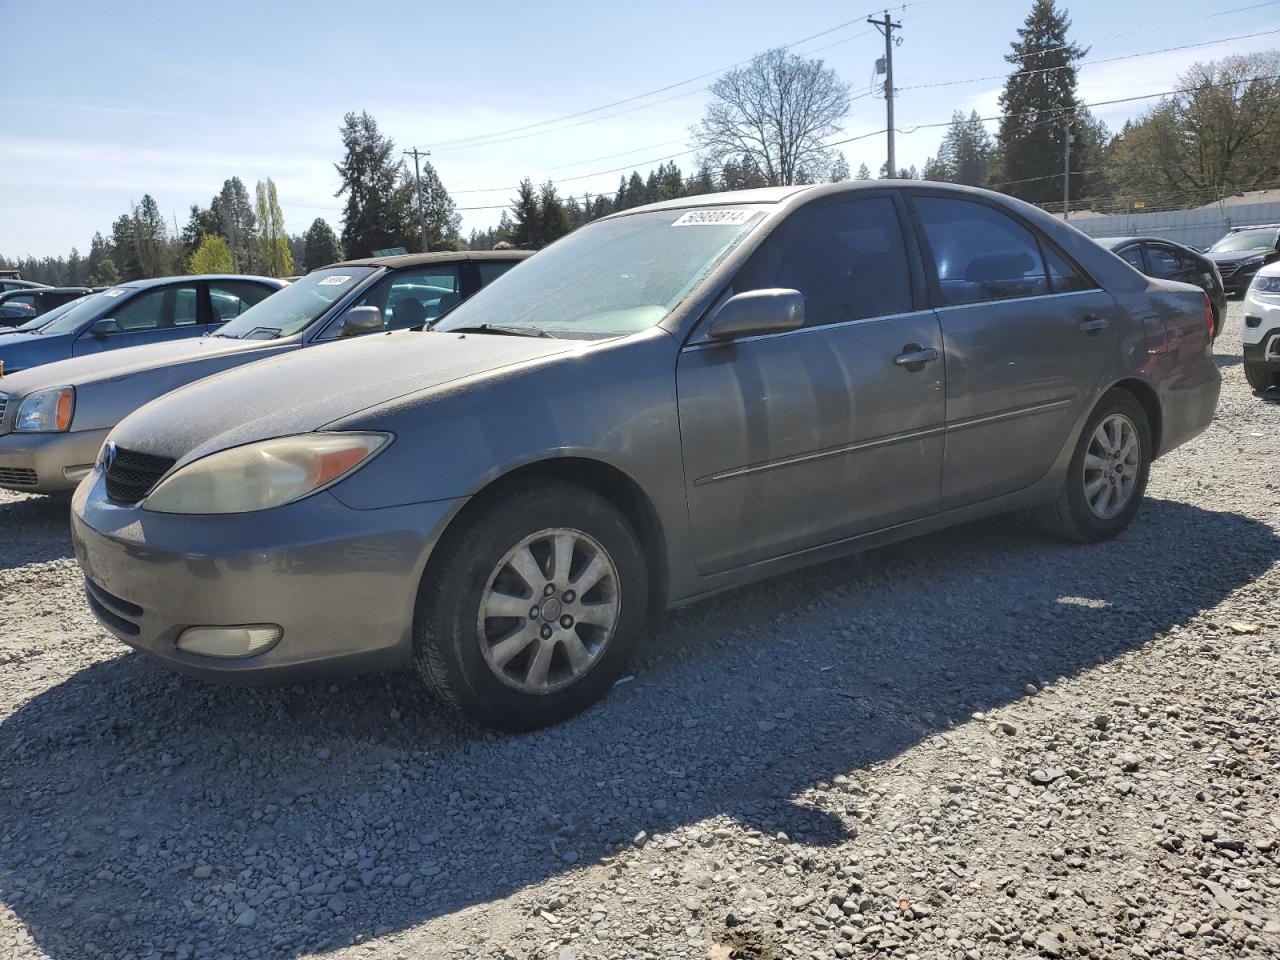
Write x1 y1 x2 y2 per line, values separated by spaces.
350 266 463 332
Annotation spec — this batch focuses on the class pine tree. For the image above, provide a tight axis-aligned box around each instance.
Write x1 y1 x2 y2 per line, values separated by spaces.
302 218 342 272
510 179 541 248
622 172 646 209
212 178 258 272
657 162 684 201
90 256 120 287
924 111 995 185
614 176 628 211
67 247 83 286
334 111 409 258
995 0 1087 203
538 180 572 246
188 235 235 274
854 163 871 180
829 154 851 182
181 204 222 259
399 159 462 251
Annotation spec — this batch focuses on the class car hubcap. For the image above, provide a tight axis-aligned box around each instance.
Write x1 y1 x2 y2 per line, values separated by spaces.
478 527 620 695
1083 413 1140 520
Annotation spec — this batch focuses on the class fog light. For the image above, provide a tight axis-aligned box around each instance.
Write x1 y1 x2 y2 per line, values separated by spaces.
63 464 93 482
176 625 282 658
1245 315 1262 328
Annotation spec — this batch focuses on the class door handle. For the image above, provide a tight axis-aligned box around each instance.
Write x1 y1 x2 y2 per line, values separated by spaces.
893 345 939 368
1078 316 1110 333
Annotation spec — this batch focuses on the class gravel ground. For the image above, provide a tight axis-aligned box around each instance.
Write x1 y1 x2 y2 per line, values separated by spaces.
1 302 1277 960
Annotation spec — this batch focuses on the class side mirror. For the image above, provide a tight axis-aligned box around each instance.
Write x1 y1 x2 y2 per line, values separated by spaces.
707 288 805 341
89 318 119 337
335 305 383 338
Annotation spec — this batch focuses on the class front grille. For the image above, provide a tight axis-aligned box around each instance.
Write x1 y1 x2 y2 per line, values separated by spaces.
85 578 143 637
0 466 38 487
0 393 9 435
105 447 175 503
1218 263 1240 278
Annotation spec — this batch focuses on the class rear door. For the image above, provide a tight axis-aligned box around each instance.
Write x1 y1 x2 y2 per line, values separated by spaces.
907 192 1121 509
676 193 945 574
72 282 205 357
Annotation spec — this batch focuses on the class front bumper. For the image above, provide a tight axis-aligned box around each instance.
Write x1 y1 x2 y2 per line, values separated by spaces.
71 473 466 682
0 427 108 492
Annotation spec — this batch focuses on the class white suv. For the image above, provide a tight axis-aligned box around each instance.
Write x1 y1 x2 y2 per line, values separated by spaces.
1242 263 1280 392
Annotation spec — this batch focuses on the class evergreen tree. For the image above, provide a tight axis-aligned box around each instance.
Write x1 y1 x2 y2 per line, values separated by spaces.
657 162 684 201
509 178 541 248
181 204 222 259
334 111 409 258
212 178 258 272
688 161 717 196
302 218 343 272
67 247 83 286
924 111 995 185
622 171 646 209
614 176 628 211
90 256 120 287
255 178 294 277
85 232 110 282
399 159 462 251
855 163 872 180
538 180 572 246
188 235 235 274
829 153 851 182
995 0 1087 203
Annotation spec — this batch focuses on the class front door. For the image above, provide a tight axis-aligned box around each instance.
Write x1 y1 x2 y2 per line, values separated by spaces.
677 194 945 575
907 192 1120 509
74 282 204 356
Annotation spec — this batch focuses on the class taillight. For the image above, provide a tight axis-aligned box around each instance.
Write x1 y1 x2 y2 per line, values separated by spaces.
1203 293 1215 339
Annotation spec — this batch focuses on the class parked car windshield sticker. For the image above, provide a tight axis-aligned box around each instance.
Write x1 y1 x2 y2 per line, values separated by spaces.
102 288 127 297
318 275 353 286
672 209 754 227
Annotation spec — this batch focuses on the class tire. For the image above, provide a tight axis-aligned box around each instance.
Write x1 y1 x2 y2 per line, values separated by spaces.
413 479 648 732
1036 389 1152 543
1244 358 1279 392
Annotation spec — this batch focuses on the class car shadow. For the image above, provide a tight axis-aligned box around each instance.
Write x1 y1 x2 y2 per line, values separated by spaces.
0 498 1275 958
0 492 73 568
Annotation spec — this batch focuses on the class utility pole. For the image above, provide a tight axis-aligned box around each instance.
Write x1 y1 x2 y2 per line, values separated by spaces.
868 11 902 177
403 147 431 252
1062 114 1073 221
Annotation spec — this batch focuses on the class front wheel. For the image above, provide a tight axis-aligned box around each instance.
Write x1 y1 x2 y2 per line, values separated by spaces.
1244 358 1279 392
1036 390 1152 543
413 479 648 731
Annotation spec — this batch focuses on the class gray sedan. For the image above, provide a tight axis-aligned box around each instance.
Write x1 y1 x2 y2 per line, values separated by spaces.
0 251 528 493
71 182 1220 730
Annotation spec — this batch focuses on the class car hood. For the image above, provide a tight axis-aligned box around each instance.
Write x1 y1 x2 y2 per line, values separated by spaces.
1206 247 1269 263
111 329 575 464
0 332 69 374
0 335 270 396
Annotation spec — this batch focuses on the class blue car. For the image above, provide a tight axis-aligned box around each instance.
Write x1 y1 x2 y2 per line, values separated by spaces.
0 274 285 375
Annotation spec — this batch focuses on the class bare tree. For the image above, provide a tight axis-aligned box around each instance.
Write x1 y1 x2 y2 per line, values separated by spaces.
693 48 851 186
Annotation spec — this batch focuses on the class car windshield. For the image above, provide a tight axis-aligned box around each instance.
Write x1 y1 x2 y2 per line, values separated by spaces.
36 290 116 335
434 207 766 339
215 268 374 339
1210 228 1278 253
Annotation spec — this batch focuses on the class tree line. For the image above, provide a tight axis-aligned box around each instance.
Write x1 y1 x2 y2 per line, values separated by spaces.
8 0 1280 281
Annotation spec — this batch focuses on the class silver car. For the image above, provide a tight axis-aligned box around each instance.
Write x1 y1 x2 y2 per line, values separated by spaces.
0 252 528 493
71 183 1220 730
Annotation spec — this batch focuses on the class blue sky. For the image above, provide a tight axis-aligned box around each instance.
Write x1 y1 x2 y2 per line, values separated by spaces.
3 0 1278 258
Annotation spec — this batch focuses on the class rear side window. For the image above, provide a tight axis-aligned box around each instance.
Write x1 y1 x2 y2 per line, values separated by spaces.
913 196 1051 306
210 281 275 320
735 196 913 326
1042 245 1095 293
477 261 518 286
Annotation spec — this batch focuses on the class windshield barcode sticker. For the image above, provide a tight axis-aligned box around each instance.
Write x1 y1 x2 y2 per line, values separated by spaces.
318 275 352 285
102 288 126 297
672 209 754 227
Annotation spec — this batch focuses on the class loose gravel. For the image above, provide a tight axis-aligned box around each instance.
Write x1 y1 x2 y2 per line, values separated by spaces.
1 302 1277 960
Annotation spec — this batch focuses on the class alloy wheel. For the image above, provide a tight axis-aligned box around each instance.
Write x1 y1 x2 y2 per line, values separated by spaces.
1083 413 1141 520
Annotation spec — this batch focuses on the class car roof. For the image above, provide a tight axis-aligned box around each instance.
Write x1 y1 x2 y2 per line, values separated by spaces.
114 274 287 291
328 250 535 270
0 285 93 295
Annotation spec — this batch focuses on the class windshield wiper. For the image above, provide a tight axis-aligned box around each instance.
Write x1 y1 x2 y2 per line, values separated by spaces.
443 323 556 339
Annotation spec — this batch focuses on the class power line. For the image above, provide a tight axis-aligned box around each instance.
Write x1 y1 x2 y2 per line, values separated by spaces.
423 3 931 152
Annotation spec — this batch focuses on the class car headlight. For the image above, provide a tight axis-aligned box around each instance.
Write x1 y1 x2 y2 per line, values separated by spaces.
15 386 74 432
1240 256 1266 269
1252 276 1280 294
142 432 391 514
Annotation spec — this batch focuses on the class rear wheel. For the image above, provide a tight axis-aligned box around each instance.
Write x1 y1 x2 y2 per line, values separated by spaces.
1244 358 1279 392
1036 390 1152 543
413 480 648 731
